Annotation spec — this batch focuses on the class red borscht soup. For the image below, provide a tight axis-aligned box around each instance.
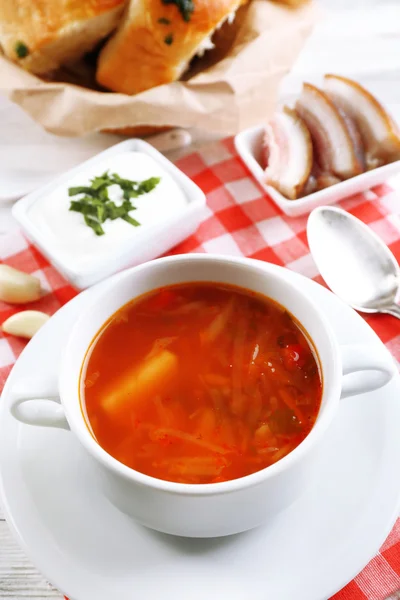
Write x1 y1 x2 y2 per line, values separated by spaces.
82 282 322 484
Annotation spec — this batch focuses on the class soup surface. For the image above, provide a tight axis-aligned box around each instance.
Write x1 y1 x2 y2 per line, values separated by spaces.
82 282 322 484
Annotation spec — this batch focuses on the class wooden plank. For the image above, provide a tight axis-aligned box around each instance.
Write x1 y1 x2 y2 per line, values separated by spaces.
0 522 62 599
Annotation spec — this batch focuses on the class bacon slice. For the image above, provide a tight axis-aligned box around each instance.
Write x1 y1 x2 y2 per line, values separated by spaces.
315 171 342 190
324 74 400 168
263 106 313 200
296 83 365 180
302 164 341 197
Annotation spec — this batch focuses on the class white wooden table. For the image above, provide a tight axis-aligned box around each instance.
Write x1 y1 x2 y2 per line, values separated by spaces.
1 1 400 597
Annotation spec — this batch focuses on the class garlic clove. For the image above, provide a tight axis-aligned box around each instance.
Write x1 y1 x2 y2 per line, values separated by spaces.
0 265 41 305
2 311 50 339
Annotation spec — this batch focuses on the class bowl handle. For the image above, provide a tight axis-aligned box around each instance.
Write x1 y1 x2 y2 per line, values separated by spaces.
341 344 397 399
9 396 70 430
8 345 396 425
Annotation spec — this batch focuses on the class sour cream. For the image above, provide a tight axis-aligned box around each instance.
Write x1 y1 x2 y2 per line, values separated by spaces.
27 151 188 273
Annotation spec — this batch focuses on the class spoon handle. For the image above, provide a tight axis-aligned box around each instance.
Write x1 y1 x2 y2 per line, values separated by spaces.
383 305 400 320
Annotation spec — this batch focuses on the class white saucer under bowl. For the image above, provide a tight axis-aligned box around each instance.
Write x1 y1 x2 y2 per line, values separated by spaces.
1 262 400 600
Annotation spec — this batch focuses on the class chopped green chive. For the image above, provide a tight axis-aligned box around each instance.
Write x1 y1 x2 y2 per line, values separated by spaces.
158 17 171 25
15 41 29 58
122 214 141 227
68 171 161 236
84 214 105 237
164 33 174 45
161 0 194 22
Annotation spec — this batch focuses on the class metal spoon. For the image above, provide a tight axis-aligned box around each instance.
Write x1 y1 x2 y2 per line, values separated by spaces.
307 206 400 319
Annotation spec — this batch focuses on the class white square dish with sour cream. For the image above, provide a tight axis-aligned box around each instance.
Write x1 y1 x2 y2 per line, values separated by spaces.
13 139 206 289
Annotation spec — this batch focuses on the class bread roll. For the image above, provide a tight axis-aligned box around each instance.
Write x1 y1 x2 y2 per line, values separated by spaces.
0 0 127 75
273 0 311 6
97 0 246 95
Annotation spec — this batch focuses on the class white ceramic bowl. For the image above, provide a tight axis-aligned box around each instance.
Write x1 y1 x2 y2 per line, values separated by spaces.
9 255 396 537
235 125 400 217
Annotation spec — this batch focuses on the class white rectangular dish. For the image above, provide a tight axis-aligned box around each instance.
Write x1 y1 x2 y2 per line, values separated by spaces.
13 139 206 289
235 125 400 218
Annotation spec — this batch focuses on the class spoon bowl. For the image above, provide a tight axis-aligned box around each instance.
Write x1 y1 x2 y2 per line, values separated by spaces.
307 206 400 319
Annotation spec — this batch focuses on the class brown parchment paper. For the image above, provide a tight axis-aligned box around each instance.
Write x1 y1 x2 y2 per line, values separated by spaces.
0 0 317 137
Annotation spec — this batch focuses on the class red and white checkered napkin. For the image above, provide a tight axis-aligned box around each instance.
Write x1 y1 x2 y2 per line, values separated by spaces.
1 136 400 599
